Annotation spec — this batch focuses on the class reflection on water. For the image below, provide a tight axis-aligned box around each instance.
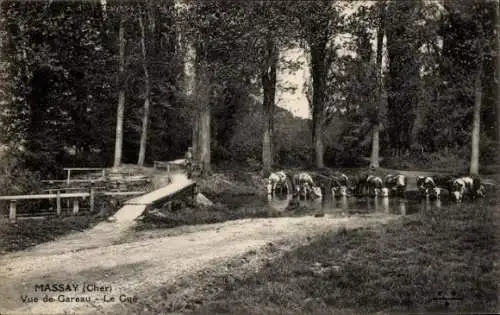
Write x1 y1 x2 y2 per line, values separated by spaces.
266 194 451 216
268 194 293 212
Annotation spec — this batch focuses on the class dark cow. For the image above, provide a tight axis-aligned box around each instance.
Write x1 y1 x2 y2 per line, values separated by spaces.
433 175 456 193
330 174 349 198
384 174 407 197
350 172 370 196
331 172 350 187
416 176 436 197
476 184 486 198
366 175 384 197
470 177 486 199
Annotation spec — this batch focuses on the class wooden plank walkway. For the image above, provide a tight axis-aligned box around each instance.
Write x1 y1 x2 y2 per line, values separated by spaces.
110 173 195 222
125 174 195 206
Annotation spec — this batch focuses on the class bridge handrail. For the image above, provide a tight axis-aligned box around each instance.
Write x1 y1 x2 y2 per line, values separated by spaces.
0 192 90 200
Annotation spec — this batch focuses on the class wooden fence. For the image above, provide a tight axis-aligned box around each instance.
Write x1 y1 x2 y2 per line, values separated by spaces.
63 167 106 184
0 189 146 223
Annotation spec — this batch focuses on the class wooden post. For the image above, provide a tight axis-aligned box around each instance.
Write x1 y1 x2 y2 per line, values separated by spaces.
65 189 70 210
67 169 71 185
102 169 106 180
193 184 197 203
56 191 61 216
48 189 54 208
90 188 95 212
72 199 79 215
9 200 16 223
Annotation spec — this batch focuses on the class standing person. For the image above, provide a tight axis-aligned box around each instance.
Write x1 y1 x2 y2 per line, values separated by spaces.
185 147 193 178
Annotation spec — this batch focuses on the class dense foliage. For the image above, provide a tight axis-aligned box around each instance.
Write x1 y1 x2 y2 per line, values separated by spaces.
0 0 498 188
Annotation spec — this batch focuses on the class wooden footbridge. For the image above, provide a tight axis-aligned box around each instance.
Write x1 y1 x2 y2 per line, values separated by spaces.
110 173 196 222
1 160 198 223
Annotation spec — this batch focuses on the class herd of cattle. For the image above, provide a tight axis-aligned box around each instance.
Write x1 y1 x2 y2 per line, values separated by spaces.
265 170 487 203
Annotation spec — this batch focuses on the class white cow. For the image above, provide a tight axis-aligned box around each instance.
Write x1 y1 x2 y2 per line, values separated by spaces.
293 172 321 200
266 171 289 195
430 187 443 200
374 187 389 197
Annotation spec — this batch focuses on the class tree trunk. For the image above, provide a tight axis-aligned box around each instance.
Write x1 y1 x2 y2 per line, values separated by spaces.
199 104 211 175
310 45 327 169
370 1 386 169
113 18 126 169
470 39 483 175
261 37 278 173
193 43 211 175
137 15 151 167
192 113 199 161
370 124 380 168
496 0 500 153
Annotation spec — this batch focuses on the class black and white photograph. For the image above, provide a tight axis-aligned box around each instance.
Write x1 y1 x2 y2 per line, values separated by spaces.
0 0 499 314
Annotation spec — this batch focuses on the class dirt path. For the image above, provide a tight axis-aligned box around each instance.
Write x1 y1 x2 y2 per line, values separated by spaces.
0 213 398 315
20 172 194 256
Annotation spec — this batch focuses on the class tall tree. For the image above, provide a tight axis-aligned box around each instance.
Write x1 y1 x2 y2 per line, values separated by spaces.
113 17 126 169
496 0 500 152
193 41 212 175
470 36 484 174
137 13 151 166
261 36 278 172
386 0 422 157
290 1 339 168
249 0 290 172
370 1 386 169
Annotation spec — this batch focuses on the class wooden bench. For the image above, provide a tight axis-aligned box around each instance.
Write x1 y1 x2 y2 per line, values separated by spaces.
63 167 107 185
0 191 93 223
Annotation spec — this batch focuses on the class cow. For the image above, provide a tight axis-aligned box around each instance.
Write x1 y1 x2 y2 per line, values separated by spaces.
375 187 390 198
330 175 349 198
416 176 436 197
384 174 407 197
310 186 323 200
429 187 443 200
331 172 350 187
350 173 370 196
471 177 486 199
476 184 486 198
451 190 463 203
451 176 485 201
433 175 456 193
266 171 289 196
292 172 321 200
331 185 348 199
366 175 383 197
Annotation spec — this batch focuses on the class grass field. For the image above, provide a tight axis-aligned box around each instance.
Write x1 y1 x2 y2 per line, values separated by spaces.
0 197 127 254
149 192 497 314
0 215 102 254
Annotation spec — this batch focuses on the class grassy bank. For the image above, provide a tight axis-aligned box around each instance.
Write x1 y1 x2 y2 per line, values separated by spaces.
136 202 282 231
0 197 129 254
140 193 497 314
0 215 102 254
192 196 497 314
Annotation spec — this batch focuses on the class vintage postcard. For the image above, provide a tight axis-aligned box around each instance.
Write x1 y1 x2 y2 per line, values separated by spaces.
0 0 498 314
